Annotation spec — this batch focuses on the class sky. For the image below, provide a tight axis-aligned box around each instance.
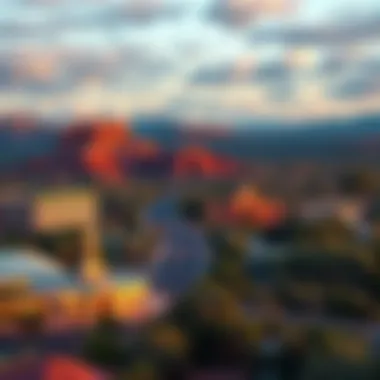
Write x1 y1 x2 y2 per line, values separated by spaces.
0 0 380 124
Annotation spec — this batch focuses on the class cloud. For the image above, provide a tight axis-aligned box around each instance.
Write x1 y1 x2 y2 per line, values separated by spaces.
355 57 380 77
190 63 233 85
329 77 378 100
249 14 380 46
327 62 380 99
207 0 293 28
36 1 187 29
207 0 259 27
314 52 346 76
1 0 380 120
253 61 290 83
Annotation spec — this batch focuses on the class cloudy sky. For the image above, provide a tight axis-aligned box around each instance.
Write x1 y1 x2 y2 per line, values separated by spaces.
0 0 380 124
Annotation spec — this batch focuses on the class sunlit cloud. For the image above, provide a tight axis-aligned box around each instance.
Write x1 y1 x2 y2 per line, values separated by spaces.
0 0 380 122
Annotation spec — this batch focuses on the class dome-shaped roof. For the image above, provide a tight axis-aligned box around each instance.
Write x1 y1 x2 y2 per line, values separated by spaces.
0 248 76 291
